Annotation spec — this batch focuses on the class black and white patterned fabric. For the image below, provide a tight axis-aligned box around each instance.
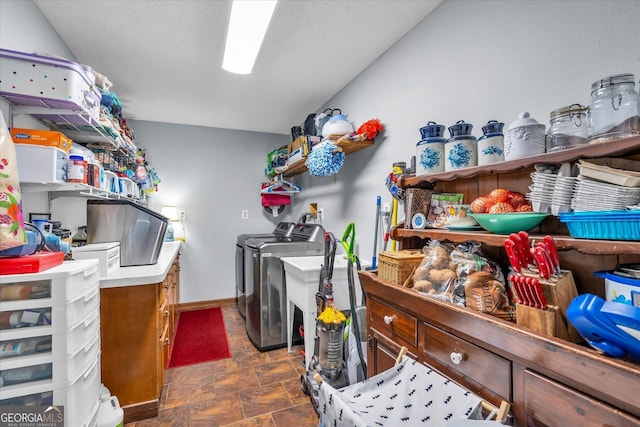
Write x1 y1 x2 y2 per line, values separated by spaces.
318 357 484 427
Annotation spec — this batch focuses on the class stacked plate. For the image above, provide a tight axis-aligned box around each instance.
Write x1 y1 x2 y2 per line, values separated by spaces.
528 172 577 215
571 176 640 211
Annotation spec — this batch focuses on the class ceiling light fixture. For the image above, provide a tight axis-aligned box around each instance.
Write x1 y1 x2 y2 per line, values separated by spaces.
222 0 277 75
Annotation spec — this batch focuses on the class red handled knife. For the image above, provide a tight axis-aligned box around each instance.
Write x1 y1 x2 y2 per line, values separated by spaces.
533 246 553 281
543 235 561 276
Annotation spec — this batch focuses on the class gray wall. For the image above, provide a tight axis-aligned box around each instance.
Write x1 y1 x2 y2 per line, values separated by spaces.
3 0 640 304
292 0 640 265
128 120 289 302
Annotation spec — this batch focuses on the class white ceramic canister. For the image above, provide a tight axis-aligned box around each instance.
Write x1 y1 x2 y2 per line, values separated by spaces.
445 120 477 171
503 112 546 161
477 120 505 166
416 121 446 175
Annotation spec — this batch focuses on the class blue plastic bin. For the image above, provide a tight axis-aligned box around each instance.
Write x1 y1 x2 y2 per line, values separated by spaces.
559 210 640 240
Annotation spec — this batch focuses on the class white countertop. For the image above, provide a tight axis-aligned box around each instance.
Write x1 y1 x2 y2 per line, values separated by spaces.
99 241 181 289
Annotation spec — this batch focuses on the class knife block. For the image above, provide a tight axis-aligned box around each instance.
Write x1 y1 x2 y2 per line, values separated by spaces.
517 270 582 343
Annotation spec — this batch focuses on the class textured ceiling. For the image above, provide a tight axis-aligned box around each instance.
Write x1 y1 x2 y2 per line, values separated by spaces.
34 0 441 134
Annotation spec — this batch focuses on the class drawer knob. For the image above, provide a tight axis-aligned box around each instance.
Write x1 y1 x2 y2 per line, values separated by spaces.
450 352 464 365
383 315 397 325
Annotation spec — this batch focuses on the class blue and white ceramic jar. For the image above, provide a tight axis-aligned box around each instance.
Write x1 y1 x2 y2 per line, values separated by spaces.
445 120 477 171
477 120 505 166
416 121 446 175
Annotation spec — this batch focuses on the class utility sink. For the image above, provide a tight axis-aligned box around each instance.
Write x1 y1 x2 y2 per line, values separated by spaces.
282 255 370 369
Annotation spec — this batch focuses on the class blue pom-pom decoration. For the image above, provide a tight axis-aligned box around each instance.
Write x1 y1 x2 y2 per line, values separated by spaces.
305 142 345 176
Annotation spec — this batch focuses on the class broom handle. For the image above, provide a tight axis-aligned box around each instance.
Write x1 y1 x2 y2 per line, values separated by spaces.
371 196 381 270
391 198 398 251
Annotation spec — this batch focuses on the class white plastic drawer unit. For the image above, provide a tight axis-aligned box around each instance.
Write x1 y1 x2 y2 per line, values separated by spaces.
0 259 100 406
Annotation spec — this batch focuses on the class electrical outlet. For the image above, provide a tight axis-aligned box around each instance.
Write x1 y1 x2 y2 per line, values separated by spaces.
382 203 390 212
242 210 249 220
178 209 186 220
317 208 324 219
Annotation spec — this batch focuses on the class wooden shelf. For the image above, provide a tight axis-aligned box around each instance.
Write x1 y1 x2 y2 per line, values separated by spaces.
400 135 640 187
283 137 374 177
391 226 640 255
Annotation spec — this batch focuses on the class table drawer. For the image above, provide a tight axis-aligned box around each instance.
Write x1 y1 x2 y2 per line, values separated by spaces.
523 369 640 427
370 297 417 348
420 321 510 400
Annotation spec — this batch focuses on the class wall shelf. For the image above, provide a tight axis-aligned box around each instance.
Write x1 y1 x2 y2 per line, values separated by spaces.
401 135 640 187
391 226 640 255
283 137 374 177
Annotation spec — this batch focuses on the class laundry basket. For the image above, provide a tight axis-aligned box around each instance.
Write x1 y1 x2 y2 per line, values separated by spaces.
317 348 509 427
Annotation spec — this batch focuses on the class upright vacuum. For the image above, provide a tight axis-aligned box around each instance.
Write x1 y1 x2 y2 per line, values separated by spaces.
301 225 368 413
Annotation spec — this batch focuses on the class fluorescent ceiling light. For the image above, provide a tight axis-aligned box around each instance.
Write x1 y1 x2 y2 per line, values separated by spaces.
223 0 277 75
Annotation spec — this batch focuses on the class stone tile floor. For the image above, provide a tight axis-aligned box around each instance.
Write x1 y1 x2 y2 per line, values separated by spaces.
125 304 319 427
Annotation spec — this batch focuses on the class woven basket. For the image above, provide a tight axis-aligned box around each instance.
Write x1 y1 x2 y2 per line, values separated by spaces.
378 250 425 285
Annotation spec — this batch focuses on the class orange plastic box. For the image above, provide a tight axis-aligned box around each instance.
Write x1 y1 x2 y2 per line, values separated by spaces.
11 128 72 152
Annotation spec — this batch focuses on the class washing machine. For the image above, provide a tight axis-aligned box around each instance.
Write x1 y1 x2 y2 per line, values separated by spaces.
245 223 325 351
236 222 295 319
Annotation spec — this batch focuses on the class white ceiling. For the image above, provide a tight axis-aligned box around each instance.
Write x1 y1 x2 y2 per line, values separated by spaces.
34 0 441 135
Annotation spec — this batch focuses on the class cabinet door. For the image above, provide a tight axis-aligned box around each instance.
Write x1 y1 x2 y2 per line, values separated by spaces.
101 283 161 419
523 369 640 426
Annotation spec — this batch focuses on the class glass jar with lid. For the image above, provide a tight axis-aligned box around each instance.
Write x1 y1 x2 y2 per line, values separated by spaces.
547 104 589 152
587 73 640 143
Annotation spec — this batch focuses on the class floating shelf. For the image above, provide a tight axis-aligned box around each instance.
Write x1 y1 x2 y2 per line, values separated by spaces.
283 137 374 177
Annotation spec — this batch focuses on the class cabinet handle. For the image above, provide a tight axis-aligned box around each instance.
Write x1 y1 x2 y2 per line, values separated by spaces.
164 310 170 318
160 322 170 344
383 315 397 325
450 352 465 365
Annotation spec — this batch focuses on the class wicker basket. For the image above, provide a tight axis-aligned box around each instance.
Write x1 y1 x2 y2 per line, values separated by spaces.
378 250 425 285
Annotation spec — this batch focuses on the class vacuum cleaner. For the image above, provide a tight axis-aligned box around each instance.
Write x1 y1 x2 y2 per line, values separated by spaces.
301 224 368 414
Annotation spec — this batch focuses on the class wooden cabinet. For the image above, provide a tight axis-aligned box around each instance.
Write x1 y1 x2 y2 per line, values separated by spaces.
361 272 640 426
363 135 640 426
100 255 180 424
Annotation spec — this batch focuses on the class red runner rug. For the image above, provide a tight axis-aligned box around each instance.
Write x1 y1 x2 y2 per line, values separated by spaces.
169 307 232 368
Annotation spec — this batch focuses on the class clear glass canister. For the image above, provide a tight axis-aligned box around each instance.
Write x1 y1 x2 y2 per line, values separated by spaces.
587 73 640 143
547 104 589 152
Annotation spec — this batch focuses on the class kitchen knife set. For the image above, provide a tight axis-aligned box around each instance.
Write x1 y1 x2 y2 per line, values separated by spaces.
504 231 563 310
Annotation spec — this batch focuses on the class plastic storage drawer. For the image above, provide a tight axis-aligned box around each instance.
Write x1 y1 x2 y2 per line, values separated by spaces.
559 210 640 240
53 357 101 427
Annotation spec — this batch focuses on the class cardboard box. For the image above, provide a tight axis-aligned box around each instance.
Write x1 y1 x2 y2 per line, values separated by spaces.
11 128 72 152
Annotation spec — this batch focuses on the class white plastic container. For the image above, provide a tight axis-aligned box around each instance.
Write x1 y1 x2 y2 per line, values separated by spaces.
597 271 640 307
72 243 120 278
15 144 67 183
0 48 101 120
97 384 124 427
